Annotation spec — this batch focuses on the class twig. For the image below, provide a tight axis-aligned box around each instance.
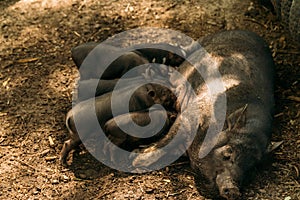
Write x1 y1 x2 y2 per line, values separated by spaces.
168 189 186 196
73 31 81 38
187 193 194 200
184 169 197 176
16 160 37 172
166 3 177 11
0 143 17 147
0 138 5 144
78 0 87 10
274 112 284 118
243 18 268 29
16 58 39 63
287 96 300 102
48 136 55 147
45 156 57 161
293 165 299 178
169 161 189 167
96 190 114 198
276 50 300 55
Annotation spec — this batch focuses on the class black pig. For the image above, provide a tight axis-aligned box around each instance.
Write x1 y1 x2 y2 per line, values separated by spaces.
71 42 187 80
131 30 275 200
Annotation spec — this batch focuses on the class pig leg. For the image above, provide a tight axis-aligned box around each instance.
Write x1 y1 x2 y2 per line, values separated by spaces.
102 135 126 165
104 108 176 165
130 114 188 168
60 109 86 166
60 136 81 167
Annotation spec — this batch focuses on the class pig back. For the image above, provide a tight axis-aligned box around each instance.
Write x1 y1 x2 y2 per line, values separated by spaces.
177 30 274 115
198 30 275 112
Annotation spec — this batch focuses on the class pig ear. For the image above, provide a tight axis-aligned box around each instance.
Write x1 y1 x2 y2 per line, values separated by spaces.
216 131 229 145
226 104 248 130
71 42 98 68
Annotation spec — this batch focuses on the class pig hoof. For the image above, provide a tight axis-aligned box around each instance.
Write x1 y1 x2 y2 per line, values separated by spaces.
60 158 68 167
59 155 69 167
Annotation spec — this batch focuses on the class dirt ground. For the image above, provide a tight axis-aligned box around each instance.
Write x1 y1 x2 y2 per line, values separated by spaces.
0 0 299 199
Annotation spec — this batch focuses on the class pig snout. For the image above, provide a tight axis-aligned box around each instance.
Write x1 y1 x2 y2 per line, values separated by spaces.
216 173 241 200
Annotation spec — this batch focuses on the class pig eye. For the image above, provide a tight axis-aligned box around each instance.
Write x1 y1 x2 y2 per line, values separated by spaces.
170 114 177 122
222 154 231 161
222 146 233 161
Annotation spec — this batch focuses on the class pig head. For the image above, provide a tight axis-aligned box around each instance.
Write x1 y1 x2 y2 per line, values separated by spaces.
189 104 273 200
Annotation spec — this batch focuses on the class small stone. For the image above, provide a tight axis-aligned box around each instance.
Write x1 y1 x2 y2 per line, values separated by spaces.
165 167 169 172
79 173 87 179
163 179 170 183
33 188 40 195
62 175 69 182
77 169 97 179
52 179 59 184
258 189 266 193
145 188 154 194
